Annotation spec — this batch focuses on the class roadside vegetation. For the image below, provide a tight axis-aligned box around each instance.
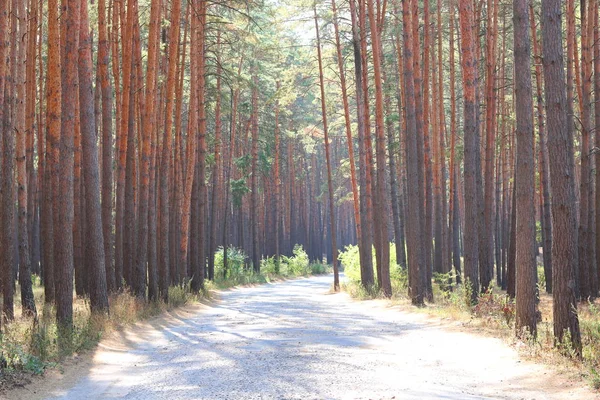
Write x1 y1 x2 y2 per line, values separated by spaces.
338 244 600 389
0 245 328 389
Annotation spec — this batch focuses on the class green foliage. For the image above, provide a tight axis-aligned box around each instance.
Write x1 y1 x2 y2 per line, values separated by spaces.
589 367 600 390
231 179 250 207
338 243 407 297
0 341 48 375
338 244 361 282
433 270 456 293
261 245 312 277
309 262 330 275
261 256 280 275
284 245 310 276
215 246 247 279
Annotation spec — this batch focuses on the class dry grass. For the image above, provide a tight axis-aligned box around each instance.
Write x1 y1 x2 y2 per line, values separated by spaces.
0 278 206 388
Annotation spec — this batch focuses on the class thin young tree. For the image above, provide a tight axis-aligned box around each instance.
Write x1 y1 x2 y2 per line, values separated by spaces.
313 2 340 291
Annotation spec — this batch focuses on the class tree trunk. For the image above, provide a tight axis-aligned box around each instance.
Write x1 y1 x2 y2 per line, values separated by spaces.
513 0 537 337
15 0 36 317
458 0 480 303
314 4 340 291
56 0 80 348
541 0 582 353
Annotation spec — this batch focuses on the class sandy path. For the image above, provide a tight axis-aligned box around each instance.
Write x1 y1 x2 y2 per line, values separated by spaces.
9 275 598 400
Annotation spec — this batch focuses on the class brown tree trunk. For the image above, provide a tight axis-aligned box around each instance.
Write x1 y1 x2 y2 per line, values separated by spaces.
193 0 207 291
541 0 582 353
513 0 537 337
422 0 434 301
481 0 498 292
43 0 60 305
208 32 222 281
530 3 552 294
331 0 361 246
402 0 425 305
79 0 109 312
1 0 15 322
577 0 592 300
250 70 260 273
349 0 374 288
116 0 136 291
458 0 480 303
15 0 36 316
448 0 461 283
594 0 600 295
179 2 199 283
135 0 161 298
159 0 181 300
98 0 116 293
56 0 80 347
314 4 340 291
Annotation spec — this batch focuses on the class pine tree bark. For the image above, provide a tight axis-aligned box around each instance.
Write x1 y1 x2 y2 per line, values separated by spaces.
401 0 425 305
15 0 36 317
43 0 60 305
458 0 480 302
250 70 260 273
98 0 116 293
513 0 537 337
135 0 161 298
530 4 552 294
1 0 15 322
56 0 80 346
159 0 181 300
331 0 361 246
349 0 374 288
541 0 582 353
208 32 222 281
79 0 109 313
314 4 340 291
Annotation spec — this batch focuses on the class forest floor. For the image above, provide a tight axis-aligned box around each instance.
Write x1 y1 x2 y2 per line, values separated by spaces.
6 274 598 400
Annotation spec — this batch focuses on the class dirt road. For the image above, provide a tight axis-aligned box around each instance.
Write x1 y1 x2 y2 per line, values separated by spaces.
12 275 598 399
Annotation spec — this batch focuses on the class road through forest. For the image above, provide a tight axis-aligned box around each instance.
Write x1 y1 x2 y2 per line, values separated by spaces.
12 275 599 400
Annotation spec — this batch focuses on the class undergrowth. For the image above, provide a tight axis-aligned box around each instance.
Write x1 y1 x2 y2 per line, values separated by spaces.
0 282 204 379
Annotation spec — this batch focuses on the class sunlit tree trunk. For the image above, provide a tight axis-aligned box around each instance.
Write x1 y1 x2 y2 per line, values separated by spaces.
401 0 425 305
314 4 340 291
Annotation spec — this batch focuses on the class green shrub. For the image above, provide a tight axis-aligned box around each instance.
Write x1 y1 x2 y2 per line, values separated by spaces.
215 246 247 279
261 256 280 275
283 245 310 276
338 243 406 287
338 244 361 282
310 262 330 275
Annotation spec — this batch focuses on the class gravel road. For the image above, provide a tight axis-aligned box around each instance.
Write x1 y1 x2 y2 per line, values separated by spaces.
32 275 597 400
